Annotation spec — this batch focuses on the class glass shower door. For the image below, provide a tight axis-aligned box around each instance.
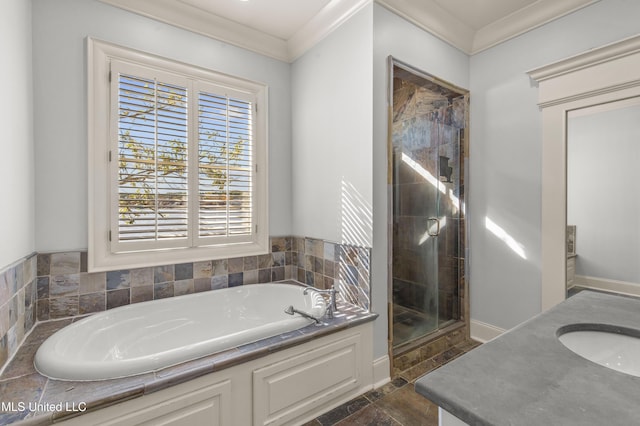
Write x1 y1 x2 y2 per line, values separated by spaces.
391 119 442 346
390 62 465 349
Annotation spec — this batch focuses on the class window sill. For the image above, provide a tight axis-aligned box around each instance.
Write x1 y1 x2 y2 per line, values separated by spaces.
87 238 270 273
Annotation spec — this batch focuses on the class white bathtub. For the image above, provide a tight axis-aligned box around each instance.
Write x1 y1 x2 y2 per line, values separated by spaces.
34 283 326 381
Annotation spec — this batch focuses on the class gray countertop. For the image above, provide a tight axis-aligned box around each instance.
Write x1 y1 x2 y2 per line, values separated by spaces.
415 291 640 425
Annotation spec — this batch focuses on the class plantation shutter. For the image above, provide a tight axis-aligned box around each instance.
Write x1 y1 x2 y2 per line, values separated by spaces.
197 85 254 242
108 59 258 254
111 60 191 251
89 39 269 271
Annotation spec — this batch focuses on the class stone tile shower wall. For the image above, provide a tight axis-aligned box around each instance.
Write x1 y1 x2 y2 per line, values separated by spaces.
33 236 371 322
0 254 37 371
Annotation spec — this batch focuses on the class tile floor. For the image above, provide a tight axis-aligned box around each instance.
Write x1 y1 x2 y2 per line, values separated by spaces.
304 339 481 426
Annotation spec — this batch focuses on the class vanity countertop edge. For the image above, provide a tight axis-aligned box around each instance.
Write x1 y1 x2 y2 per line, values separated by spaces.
414 291 640 426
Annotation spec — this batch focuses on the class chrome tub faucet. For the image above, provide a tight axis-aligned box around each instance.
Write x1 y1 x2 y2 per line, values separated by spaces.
303 285 339 319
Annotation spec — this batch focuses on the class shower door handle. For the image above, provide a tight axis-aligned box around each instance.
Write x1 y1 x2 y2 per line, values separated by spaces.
428 217 440 237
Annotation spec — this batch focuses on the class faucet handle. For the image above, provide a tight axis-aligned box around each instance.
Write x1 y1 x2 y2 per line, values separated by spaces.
328 285 339 313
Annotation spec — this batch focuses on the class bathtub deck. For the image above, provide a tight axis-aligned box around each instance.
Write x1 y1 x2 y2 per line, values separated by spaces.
0 302 376 425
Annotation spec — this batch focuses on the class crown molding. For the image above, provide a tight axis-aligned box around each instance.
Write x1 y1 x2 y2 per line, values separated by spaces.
100 0 601 60
100 0 372 63
375 0 475 53
473 0 600 54
377 0 599 55
99 0 290 61
287 0 372 61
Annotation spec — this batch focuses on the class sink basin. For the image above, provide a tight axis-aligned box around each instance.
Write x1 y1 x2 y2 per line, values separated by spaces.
558 325 640 377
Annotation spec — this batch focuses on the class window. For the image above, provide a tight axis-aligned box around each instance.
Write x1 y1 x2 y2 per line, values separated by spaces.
88 39 268 272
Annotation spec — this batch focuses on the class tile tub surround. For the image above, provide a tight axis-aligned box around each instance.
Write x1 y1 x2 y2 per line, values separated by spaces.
0 301 377 425
0 236 371 375
293 237 371 310
415 291 640 426
34 236 371 322
0 254 37 374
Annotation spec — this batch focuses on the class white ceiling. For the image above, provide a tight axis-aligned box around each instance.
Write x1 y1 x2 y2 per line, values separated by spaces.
101 0 600 62
433 0 544 29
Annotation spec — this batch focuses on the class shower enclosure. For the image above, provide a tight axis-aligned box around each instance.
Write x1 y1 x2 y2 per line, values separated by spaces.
389 59 468 353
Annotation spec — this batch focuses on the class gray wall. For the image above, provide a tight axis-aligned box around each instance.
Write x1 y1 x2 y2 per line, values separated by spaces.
0 0 34 269
469 0 640 330
291 3 373 247
32 0 292 252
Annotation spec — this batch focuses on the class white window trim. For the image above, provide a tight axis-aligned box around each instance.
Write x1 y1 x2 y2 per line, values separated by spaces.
88 38 269 272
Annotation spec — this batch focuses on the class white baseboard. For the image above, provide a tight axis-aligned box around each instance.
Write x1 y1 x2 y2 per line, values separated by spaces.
575 275 640 298
470 319 505 343
372 355 391 388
